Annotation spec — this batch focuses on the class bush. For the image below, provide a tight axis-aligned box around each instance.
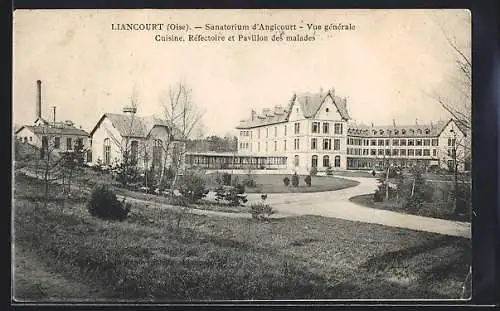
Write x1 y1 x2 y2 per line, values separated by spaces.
325 166 333 176
177 170 209 203
250 202 274 221
373 190 384 202
292 173 299 187
310 167 318 176
243 178 257 188
283 176 290 186
304 175 312 187
87 185 130 221
225 184 248 206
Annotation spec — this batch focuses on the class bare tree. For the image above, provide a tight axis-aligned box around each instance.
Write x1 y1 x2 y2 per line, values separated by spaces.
161 81 205 189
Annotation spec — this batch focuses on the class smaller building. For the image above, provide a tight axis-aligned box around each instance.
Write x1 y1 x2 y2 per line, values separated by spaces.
89 109 182 172
15 121 90 158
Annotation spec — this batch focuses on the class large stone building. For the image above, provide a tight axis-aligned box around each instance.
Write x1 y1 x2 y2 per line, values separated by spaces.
235 88 468 173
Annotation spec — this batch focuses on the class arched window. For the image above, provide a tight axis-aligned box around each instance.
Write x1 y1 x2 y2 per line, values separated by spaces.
326 108 329 113
311 155 318 168
425 129 430 134
103 138 111 165
334 155 341 167
323 155 330 167
294 155 300 167
152 139 162 168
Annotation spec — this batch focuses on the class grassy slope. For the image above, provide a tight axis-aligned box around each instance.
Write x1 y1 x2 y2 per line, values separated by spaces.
13 174 471 301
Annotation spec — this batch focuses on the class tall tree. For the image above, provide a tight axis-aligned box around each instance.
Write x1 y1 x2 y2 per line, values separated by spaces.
161 81 205 188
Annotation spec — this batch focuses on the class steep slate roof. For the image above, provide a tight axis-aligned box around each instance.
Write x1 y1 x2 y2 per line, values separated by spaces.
236 90 351 129
90 113 179 139
16 125 89 136
346 119 464 138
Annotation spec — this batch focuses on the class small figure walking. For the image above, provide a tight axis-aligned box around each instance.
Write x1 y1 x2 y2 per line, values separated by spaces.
371 170 376 177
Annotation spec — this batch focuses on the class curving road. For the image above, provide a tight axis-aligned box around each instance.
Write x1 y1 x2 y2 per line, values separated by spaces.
244 176 471 239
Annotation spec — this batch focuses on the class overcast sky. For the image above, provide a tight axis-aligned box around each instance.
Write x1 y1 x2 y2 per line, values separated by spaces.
13 9 471 137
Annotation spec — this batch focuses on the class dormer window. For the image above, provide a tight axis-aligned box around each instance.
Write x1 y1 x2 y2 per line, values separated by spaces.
373 130 377 135
425 129 430 134
326 108 329 113
394 130 399 135
379 130 384 135
409 129 415 135
401 129 406 134
417 129 422 135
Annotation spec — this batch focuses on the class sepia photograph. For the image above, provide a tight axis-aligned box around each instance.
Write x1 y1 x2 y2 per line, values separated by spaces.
12 9 472 301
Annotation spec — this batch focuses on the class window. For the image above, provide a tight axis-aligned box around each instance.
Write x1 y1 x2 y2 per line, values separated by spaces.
385 149 391 156
447 160 454 170
258 129 261 139
311 155 318 167
284 140 287 151
294 138 300 150
393 139 399 146
274 141 277 151
400 139 407 146
424 139 430 146
323 155 330 167
294 123 300 134
401 129 407 134
400 149 406 156
334 139 340 150
416 149 423 156
311 138 317 150
258 142 260 152
131 140 139 161
152 140 162 167
54 137 60 149
417 129 422 135
294 155 300 166
266 128 269 138
66 138 72 150
29 137 32 142
370 149 376 155
334 123 343 134
104 138 111 165
266 142 268 152
432 139 438 146
284 125 287 136
312 122 320 133
380 130 384 135
385 139 390 146
416 139 422 146
334 155 340 167
378 149 384 156
408 149 414 156
371 139 377 146
323 139 332 150
408 139 415 146
393 149 399 156
423 149 430 156
433 149 437 156
323 122 330 134
394 130 399 135
326 108 329 113
274 127 277 137
378 139 384 146
425 129 430 134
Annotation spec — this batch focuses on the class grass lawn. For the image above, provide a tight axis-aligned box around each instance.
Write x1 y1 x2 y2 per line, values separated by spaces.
205 173 360 194
349 194 470 222
13 173 471 301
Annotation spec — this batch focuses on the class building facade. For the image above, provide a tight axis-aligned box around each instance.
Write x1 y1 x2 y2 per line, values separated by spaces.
235 88 468 173
89 110 182 173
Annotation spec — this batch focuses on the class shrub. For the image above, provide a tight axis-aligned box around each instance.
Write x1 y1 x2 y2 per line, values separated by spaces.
243 178 257 188
225 184 248 206
283 176 290 186
310 167 318 176
215 185 226 203
373 190 384 202
177 170 209 203
325 166 333 176
292 173 299 187
87 185 130 221
304 175 312 187
250 202 274 221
